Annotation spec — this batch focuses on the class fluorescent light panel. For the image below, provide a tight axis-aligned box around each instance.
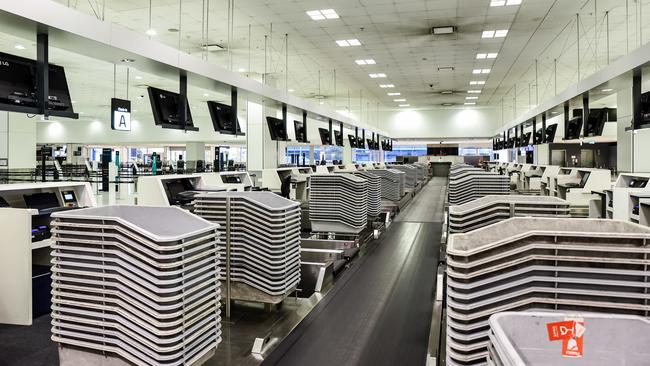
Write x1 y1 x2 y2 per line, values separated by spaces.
432 26 455 34
473 69 491 74
393 99 406 102
477 52 498 59
468 90 482 94
398 104 410 107
307 9 339 20
369 73 387 78
470 81 486 85
464 102 476 105
466 96 479 100
491 0 522 5
355 59 376 65
482 29 508 38
336 39 361 47
379 84 395 88
387 92 401 96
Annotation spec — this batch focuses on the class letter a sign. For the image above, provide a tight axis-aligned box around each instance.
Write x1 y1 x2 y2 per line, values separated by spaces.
111 98 131 131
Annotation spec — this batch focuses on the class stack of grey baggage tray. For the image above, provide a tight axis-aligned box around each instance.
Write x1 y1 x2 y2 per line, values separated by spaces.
308 174 368 234
50 206 222 366
487 312 650 366
193 191 301 304
449 164 510 205
368 168 408 210
446 217 650 366
389 164 418 191
351 171 382 218
448 195 570 233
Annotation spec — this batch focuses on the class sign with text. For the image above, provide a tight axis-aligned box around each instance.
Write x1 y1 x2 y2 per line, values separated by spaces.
111 98 131 131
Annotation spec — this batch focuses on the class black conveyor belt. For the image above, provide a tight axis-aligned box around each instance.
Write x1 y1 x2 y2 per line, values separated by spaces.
263 178 445 366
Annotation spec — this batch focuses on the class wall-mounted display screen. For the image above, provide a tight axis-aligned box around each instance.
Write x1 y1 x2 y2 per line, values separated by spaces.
565 117 583 140
334 130 343 146
207 101 244 135
318 128 332 145
266 116 289 141
546 124 558 143
294 120 308 143
147 86 198 131
348 134 358 148
0 51 76 116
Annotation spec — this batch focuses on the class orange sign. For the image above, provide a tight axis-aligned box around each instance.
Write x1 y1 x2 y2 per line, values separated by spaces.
546 318 585 358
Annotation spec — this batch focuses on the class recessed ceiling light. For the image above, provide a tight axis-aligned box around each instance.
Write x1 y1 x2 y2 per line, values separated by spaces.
470 81 486 85
121 58 135 63
464 102 476 105
288 89 295 92
476 53 487 59
145 28 157 36
466 96 479 100
482 29 508 38
398 104 410 107
380 84 395 88
71 100 77 104
432 26 455 35
487 52 498 58
336 39 361 47
482 30 495 38
442 103 453 107
14 44 26 50
491 0 520 6
438 66 454 71
394 99 406 102
468 90 482 94
369 73 387 78
135 76 142 80
203 93 209 97
387 92 401 96
355 59 376 65
602 88 614 92
238 68 246 72
474 69 491 74
441 91 453 94
307 9 339 20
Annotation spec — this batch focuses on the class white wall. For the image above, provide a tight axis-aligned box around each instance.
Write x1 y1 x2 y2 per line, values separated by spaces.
0 112 37 169
379 108 502 139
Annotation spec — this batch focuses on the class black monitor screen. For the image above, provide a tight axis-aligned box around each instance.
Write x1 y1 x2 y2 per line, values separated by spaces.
207 101 243 135
148 86 196 130
164 178 195 199
0 52 75 113
222 175 242 184
334 130 343 146
366 139 376 150
348 134 358 148
318 128 331 145
294 120 308 143
585 108 614 137
566 117 583 140
357 137 365 149
266 116 289 141
520 132 531 146
546 124 558 143
534 128 544 145
579 172 591 187
24 192 60 210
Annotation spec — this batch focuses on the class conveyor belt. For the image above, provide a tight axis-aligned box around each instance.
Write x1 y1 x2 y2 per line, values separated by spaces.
263 179 444 366
396 177 447 223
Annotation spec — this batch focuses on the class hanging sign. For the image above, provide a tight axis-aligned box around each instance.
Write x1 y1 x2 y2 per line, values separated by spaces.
111 98 131 131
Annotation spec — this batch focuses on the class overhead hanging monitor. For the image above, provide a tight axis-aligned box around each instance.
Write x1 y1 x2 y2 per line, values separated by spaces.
147 86 198 131
520 132 532 146
357 136 365 149
366 139 377 150
534 128 544 145
565 117 582 140
294 120 309 143
545 124 558 143
266 116 289 141
585 108 616 137
318 128 331 145
207 101 244 135
0 52 76 117
348 134 358 148
333 130 343 146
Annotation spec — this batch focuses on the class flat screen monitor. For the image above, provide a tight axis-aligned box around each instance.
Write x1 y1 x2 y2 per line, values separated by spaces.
0 52 75 114
641 92 650 123
294 120 308 143
318 128 331 145
565 117 582 140
163 178 195 201
585 108 615 137
24 192 60 210
348 134 358 148
534 128 544 145
266 116 289 141
148 86 197 131
366 139 378 150
357 137 365 149
520 132 532 146
579 171 591 187
545 124 558 143
334 130 343 146
207 101 243 135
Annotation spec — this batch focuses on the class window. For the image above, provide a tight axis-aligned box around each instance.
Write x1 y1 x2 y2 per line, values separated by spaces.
384 145 427 162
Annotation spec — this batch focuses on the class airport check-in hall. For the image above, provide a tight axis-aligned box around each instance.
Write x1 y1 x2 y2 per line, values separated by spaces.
1 1 650 365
